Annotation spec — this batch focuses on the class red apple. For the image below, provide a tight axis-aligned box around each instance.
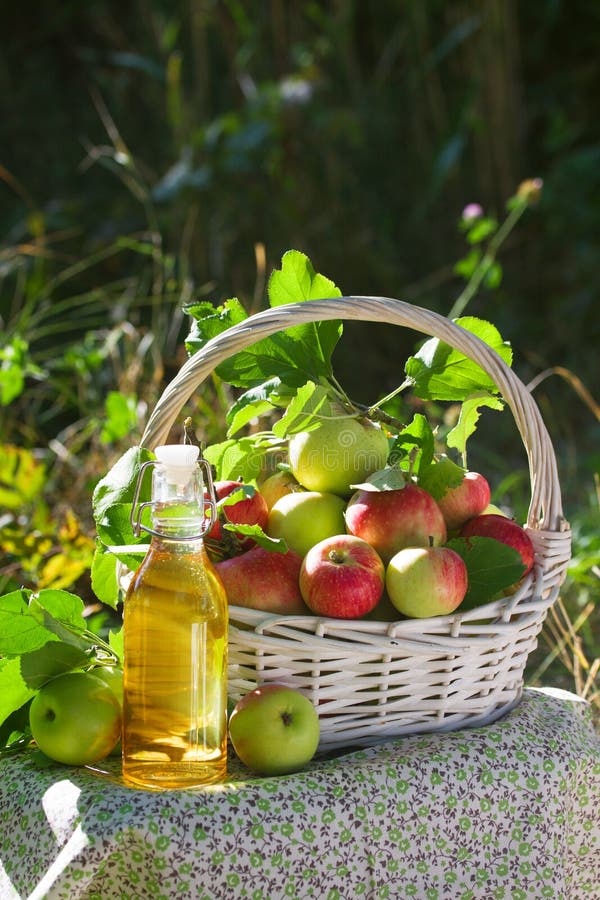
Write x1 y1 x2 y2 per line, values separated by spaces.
460 514 535 574
215 546 309 615
299 535 385 619
386 545 468 618
207 480 269 551
345 483 447 564
435 471 491 530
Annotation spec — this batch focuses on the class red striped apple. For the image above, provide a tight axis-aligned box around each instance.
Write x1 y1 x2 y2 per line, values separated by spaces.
299 534 385 619
460 514 535 574
345 483 447 563
386 545 468 618
215 546 308 615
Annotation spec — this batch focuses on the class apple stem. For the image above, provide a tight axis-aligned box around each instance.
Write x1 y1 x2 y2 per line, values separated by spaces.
281 711 293 726
428 535 434 548
328 549 346 565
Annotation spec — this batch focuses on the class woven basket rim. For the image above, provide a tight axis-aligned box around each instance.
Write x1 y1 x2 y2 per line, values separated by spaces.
134 295 571 635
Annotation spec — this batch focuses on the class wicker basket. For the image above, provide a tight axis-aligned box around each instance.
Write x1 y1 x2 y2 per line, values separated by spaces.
139 296 572 751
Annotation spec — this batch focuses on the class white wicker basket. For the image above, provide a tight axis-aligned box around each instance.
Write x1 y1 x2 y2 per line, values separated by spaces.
139 296 572 751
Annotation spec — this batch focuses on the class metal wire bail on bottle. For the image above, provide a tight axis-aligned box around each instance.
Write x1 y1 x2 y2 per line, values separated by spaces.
129 454 218 541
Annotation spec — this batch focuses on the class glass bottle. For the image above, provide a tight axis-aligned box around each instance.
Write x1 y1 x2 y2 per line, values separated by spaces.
122 444 228 790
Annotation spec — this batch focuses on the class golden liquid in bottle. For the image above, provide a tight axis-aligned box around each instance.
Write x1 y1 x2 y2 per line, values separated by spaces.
122 539 228 789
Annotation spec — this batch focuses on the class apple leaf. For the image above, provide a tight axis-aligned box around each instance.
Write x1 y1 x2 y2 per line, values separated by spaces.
418 456 465 502
109 627 124 664
446 392 504 456
351 466 409 492
222 522 288 553
388 413 435 475
272 381 332 438
20 641 92 690
447 536 526 609
204 435 281 483
405 317 512 401
185 251 343 391
226 378 286 438
218 485 256 507
92 446 154 520
0 657 36 728
0 590 59 657
28 590 90 651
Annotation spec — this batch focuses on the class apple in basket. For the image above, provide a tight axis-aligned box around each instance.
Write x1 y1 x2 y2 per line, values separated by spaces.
229 684 320 776
299 534 385 618
385 544 469 618
419 457 491 531
460 514 535 575
287 416 390 497
207 480 269 551
266 490 347 558
259 470 305 510
345 482 447 564
215 546 309 615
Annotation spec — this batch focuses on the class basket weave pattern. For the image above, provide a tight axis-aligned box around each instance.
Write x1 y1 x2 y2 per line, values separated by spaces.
141 297 571 750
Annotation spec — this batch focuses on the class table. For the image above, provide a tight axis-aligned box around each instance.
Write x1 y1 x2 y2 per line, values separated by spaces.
1 688 599 900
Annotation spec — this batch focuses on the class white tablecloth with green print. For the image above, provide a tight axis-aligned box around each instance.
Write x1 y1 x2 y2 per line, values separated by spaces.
1 688 599 900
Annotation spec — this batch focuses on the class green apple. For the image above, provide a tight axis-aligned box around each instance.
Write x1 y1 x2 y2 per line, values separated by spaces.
91 666 123 706
29 672 122 766
259 470 305 510
266 491 347 557
228 684 320 775
91 666 124 757
385 545 468 618
288 416 389 497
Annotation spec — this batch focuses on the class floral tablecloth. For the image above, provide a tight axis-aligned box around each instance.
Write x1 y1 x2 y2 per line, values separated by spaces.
1 688 599 900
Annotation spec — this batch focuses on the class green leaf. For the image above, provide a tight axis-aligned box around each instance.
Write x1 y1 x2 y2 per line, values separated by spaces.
100 391 139 444
448 536 526 609
351 466 408 492
418 456 465 502
446 392 505 456
0 590 58 657
91 541 122 608
0 658 36 728
226 378 282 437
204 436 277 483
465 217 498 244
92 446 155 522
453 248 481 280
222 522 288 553
185 252 343 392
484 260 503 289
388 413 435 475
184 297 248 354
109 627 124 665
405 317 512 401
20 641 92 690
272 381 332 438
25 591 89 652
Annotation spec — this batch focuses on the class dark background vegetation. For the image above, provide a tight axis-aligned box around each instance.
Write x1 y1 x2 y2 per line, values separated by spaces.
1 1 599 698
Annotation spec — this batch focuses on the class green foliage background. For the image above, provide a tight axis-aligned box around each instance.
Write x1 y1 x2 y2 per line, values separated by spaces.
1 1 598 693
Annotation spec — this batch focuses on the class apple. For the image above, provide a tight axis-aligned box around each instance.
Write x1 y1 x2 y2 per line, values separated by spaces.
345 483 447 563
206 480 269 553
420 460 491 530
299 535 385 618
460 513 535 574
228 684 320 775
267 490 347 558
91 666 124 757
216 546 309 615
29 672 122 766
288 416 389 497
259 470 305 510
481 503 508 517
386 545 468 618
91 666 123 706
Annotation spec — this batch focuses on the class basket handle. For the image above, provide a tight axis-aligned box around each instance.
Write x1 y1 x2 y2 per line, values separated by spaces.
140 296 567 533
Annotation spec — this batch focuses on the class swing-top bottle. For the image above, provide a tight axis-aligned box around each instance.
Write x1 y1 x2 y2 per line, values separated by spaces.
122 444 228 789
